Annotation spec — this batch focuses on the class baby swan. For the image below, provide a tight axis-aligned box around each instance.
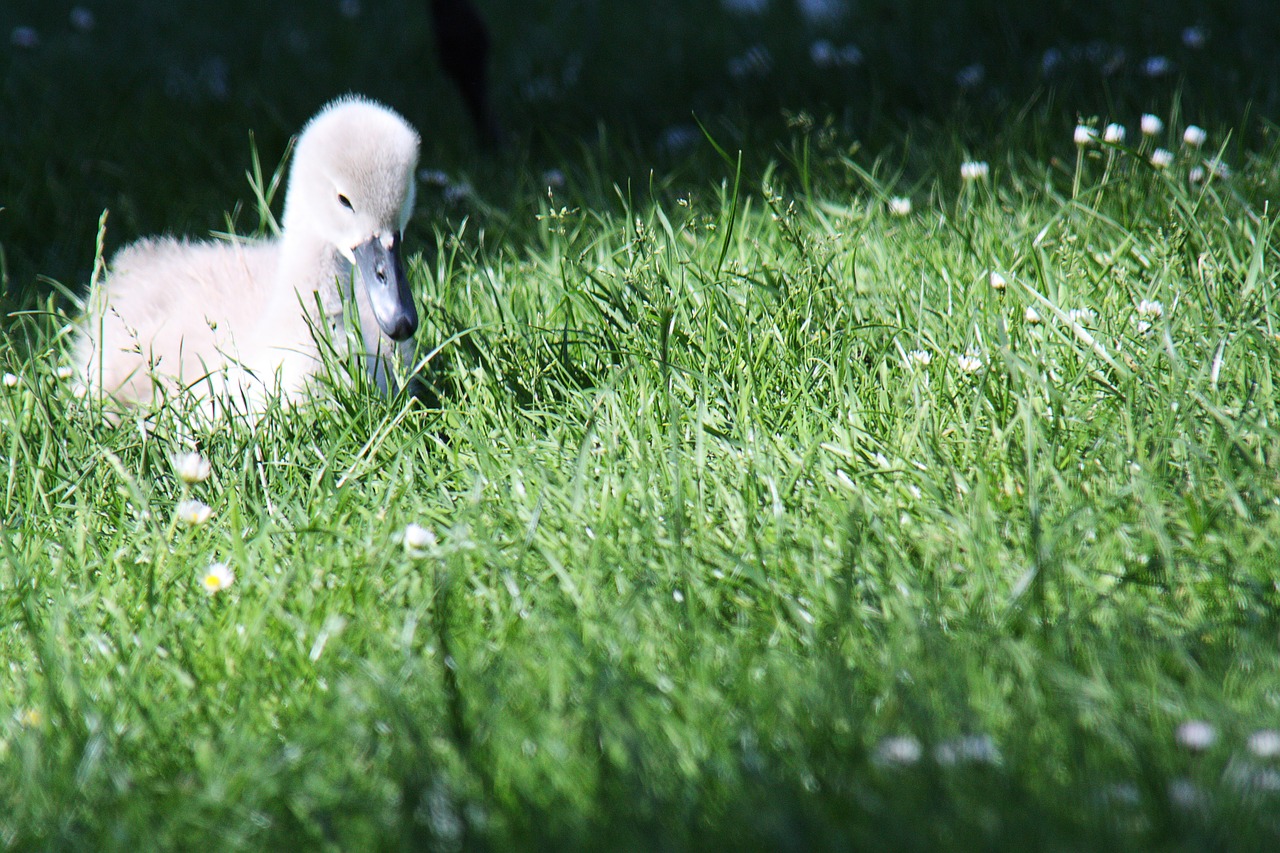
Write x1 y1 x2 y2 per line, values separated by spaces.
75 95 422 416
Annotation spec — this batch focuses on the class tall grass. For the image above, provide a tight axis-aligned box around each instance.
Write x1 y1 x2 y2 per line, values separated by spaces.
3 106 1280 847
4 1 1280 849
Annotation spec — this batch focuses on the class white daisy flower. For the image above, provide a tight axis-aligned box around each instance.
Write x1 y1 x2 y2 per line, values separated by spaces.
200 562 235 595
935 734 1001 766
418 168 451 187
1176 719 1217 752
957 353 984 374
1074 125 1097 146
10 27 39 49
1141 114 1164 136
989 271 1007 291
1141 56 1172 78
1150 148 1174 169
69 7 95 33
1248 729 1280 759
956 63 985 90
906 349 932 368
1025 306 1042 324
1103 123 1126 144
960 161 990 182
1068 307 1097 325
403 522 438 558
1183 125 1207 148
887 196 912 216
172 451 212 484
906 348 936 368
2 373 18 388
55 365 75 380
1188 165 1206 184
175 499 213 526
873 735 923 767
1137 299 1164 319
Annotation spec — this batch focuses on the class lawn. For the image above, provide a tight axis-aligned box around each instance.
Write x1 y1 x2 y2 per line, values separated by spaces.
3 1 1280 849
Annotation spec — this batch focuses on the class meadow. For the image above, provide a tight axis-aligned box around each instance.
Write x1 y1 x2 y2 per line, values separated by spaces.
3 1 1280 849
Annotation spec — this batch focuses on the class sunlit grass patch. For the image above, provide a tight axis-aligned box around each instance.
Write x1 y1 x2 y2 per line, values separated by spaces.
3 20 1280 847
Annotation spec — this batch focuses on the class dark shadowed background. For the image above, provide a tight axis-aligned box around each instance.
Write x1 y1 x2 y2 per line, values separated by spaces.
2 0 1278 309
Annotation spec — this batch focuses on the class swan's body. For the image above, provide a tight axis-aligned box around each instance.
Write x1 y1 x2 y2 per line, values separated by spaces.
75 96 422 415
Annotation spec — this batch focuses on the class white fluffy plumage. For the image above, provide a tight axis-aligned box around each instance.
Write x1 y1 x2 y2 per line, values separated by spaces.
75 95 422 416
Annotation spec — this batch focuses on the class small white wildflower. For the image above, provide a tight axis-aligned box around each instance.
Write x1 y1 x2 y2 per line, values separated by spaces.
1141 56 1172 77
175 499 213 526
1137 299 1164 319
1025 306 1042 324
1150 148 1174 169
1141 114 1164 136
419 168 450 187
935 734 1001 766
10 26 39 49
1188 165 1206 184
874 735 922 767
541 168 567 190
403 522 438 558
989 271 1007 291
727 45 773 80
887 196 912 217
55 365 75 380
957 353 983 374
1136 320 1153 335
673 589 684 603
1176 719 1217 752
1103 123 1126 144
657 124 701 155
69 7 96 32
797 0 848 26
955 63 985 90
1168 778 1207 811
2 373 18 388
722 0 769 13
443 182 473 205
1183 125 1207 148
960 160 990 182
834 44 864 67
200 562 235 595
172 451 212 484
1207 157 1231 179
1182 26 1207 49
1068 307 1097 325
906 349 932 368
1074 125 1097 146
810 40 836 67
1248 729 1280 759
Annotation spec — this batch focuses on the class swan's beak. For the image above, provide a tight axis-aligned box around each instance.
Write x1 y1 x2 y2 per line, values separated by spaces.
353 232 418 340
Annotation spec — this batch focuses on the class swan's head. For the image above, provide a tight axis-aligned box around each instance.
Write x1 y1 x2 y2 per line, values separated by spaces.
283 96 421 340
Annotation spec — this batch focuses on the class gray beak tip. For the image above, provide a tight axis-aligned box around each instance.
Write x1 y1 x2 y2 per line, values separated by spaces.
353 232 418 340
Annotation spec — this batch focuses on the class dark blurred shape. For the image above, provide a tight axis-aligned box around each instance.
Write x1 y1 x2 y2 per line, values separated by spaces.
430 0 503 148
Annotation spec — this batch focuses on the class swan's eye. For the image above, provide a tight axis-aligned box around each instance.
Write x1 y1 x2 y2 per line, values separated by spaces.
337 193 354 211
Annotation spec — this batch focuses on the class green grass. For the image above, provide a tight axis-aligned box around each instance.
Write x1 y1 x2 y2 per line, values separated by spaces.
4 1 1280 849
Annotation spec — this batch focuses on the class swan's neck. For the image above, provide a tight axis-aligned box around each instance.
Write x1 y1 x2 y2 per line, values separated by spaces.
273 230 400 393
276 231 344 318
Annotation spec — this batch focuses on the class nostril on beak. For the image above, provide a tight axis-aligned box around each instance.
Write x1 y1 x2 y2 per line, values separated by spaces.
375 262 387 282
